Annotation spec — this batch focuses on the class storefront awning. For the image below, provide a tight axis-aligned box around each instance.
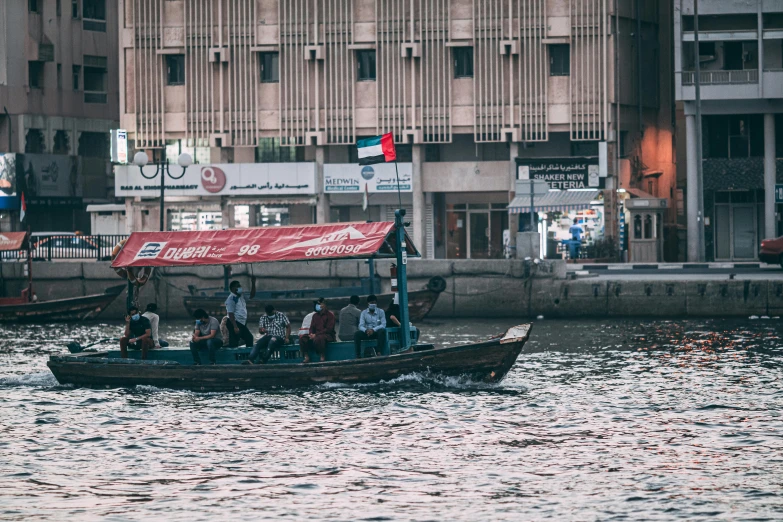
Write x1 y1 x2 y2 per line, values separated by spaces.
508 190 601 214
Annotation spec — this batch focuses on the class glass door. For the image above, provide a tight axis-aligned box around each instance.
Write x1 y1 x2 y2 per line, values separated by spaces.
732 205 756 259
468 212 490 259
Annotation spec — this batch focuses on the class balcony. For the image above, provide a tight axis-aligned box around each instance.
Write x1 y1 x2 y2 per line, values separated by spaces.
682 69 759 85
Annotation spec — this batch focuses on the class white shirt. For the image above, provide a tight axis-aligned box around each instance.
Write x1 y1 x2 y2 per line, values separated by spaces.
298 312 315 336
225 292 248 325
142 311 160 347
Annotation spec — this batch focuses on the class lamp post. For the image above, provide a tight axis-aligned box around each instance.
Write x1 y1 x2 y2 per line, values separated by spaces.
132 150 193 232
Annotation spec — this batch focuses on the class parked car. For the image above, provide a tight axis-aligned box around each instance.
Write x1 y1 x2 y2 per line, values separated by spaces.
759 237 783 267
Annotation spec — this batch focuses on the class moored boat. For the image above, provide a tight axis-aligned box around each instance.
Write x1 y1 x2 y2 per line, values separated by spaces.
0 232 125 322
47 324 531 391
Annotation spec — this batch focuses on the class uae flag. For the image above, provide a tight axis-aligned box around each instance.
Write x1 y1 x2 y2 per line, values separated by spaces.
19 192 26 223
357 133 396 166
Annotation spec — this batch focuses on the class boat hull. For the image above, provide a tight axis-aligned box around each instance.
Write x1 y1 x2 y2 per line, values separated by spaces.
183 288 441 322
47 325 531 391
0 285 125 323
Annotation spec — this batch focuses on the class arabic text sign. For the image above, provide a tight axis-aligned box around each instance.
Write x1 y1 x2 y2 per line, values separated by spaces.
112 222 398 268
114 163 317 197
517 157 604 190
324 163 413 193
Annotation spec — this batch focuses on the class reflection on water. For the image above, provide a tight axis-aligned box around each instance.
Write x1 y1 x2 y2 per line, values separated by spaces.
1 318 783 520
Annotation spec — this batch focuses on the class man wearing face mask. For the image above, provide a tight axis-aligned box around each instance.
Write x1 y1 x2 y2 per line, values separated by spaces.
300 297 335 363
120 305 154 360
225 278 256 348
190 308 223 365
354 295 386 358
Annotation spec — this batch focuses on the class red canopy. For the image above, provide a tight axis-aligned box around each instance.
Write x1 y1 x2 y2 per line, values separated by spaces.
0 232 27 252
112 222 419 268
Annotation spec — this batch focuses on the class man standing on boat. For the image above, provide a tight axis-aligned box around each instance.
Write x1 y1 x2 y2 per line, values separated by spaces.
338 295 362 342
246 304 291 365
225 279 255 348
300 297 335 363
120 306 154 360
190 309 223 365
354 295 386 357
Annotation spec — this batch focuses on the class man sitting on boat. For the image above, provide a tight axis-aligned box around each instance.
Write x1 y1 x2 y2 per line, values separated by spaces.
225 279 255 348
246 304 291 365
189 308 223 365
120 306 154 360
142 303 168 348
338 295 362 342
354 295 386 357
300 297 335 363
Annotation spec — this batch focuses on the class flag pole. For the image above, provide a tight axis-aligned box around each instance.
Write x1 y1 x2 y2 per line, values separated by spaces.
393 160 403 210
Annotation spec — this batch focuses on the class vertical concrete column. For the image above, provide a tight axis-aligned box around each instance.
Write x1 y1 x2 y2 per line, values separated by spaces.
247 205 258 227
411 144 425 256
765 114 776 239
508 142 519 252
124 198 135 234
686 114 700 262
315 146 329 224
220 198 234 229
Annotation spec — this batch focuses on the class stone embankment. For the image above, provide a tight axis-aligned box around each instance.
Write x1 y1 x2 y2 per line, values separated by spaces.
2 259 783 319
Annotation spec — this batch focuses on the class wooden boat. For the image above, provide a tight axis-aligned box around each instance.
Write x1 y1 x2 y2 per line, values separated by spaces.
0 232 125 322
47 324 531 391
0 284 126 323
47 214 531 391
183 285 443 322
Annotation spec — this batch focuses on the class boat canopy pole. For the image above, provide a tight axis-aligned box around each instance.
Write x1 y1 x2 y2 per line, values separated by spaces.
394 209 411 351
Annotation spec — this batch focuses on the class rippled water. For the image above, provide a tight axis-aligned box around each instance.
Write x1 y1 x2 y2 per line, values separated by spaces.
2 318 783 520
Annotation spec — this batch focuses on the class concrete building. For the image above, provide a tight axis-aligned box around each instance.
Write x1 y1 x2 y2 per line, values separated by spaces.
675 0 783 262
117 0 674 260
0 0 120 233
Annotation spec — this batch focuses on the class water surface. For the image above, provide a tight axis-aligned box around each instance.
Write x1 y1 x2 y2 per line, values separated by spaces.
1 318 782 520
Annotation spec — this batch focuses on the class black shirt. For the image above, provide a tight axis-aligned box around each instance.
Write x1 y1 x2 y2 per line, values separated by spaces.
129 316 152 338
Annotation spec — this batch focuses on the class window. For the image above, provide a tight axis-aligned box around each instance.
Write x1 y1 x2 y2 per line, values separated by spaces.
72 65 80 90
25 129 46 153
29 0 39 13
83 0 105 19
260 52 279 83
549 44 570 76
56 64 62 89
166 55 185 85
357 50 376 81
256 138 302 162
571 141 599 157
72 0 79 18
53 130 70 154
28 61 44 89
699 42 715 57
703 115 764 158
78 131 109 158
82 0 106 31
723 41 758 71
83 55 107 103
453 47 473 78
56 0 61 15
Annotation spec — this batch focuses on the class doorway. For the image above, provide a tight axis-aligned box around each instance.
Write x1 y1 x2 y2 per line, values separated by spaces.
444 203 508 259
714 191 760 260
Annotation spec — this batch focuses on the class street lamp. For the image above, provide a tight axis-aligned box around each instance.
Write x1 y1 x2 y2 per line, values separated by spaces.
133 150 193 232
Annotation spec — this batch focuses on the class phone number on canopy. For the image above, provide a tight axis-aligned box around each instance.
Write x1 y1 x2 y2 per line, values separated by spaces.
236 244 363 257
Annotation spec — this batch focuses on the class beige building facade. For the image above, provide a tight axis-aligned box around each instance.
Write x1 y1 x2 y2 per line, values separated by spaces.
118 0 675 260
0 0 120 233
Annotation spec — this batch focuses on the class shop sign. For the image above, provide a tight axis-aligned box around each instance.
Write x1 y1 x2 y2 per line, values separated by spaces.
17 154 83 198
111 129 128 164
115 163 317 197
775 184 783 203
323 163 413 193
517 157 605 190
